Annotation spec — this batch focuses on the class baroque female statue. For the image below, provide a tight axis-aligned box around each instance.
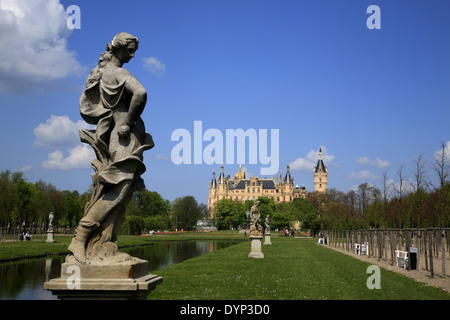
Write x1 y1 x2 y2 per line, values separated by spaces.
67 32 154 265
249 201 263 237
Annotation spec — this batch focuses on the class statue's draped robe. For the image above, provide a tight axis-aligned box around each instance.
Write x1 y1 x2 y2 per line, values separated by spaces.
77 73 154 261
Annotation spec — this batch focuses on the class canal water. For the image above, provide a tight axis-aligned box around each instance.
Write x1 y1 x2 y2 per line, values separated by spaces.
0 240 239 300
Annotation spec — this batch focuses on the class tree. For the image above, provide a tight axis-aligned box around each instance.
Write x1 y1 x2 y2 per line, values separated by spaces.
134 190 170 217
431 140 450 227
172 196 202 231
255 196 275 223
0 170 19 227
215 199 246 230
61 190 83 229
272 202 295 230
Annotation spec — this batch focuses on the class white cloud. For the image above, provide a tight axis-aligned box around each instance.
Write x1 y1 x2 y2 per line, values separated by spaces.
356 156 390 168
0 0 82 93
289 157 314 172
356 156 370 165
33 115 91 148
155 154 170 161
433 141 450 162
41 144 94 170
142 57 166 76
348 170 378 180
15 165 32 172
290 146 335 171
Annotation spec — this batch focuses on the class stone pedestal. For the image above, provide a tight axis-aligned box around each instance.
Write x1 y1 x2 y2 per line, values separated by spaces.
45 231 55 243
264 233 272 245
44 258 162 300
248 236 264 258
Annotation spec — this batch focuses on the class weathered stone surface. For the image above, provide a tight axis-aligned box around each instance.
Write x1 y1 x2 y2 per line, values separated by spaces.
248 236 264 258
44 32 162 299
44 274 162 300
264 233 272 246
249 201 263 237
67 32 154 265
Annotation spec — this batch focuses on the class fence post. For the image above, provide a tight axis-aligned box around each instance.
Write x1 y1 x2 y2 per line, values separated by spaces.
406 230 412 270
442 230 446 278
429 231 434 278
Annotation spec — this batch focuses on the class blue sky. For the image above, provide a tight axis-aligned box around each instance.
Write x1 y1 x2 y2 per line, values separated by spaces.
0 0 449 205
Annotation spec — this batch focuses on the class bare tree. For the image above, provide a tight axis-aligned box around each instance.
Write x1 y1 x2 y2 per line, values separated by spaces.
380 169 390 203
431 140 450 227
431 140 449 190
412 153 428 193
393 163 409 199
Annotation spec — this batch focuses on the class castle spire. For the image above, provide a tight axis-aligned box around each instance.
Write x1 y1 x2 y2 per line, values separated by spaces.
314 144 328 192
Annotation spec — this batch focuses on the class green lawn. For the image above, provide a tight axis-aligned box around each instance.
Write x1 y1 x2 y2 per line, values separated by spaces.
1 232 449 300
148 236 450 300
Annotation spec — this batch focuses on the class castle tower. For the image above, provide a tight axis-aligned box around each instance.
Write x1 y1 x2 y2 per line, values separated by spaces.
314 146 327 193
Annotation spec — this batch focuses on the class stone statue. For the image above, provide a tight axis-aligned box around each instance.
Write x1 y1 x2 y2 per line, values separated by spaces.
47 212 54 232
249 201 262 237
45 212 56 243
67 32 154 265
265 215 270 233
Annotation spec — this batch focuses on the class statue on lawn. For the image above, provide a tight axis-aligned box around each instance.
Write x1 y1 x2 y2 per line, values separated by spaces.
67 32 154 265
249 201 263 237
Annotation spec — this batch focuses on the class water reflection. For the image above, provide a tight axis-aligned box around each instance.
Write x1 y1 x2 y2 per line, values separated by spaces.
0 240 238 300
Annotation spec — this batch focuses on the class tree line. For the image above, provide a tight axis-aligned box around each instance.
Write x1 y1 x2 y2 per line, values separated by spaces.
214 196 320 235
0 170 89 232
1 142 448 235
310 141 449 230
0 169 207 235
214 141 449 233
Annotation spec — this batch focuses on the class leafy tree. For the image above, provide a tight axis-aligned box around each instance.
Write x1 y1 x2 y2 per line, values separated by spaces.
271 201 293 229
0 170 19 227
215 199 246 230
134 190 170 217
119 215 145 235
172 196 202 231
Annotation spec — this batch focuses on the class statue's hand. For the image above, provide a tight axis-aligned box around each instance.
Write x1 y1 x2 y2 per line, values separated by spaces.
118 124 130 137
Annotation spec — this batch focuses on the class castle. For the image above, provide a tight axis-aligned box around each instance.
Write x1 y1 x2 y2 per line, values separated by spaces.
207 146 327 218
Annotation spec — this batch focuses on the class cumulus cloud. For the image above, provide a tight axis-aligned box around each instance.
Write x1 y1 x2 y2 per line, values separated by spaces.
15 165 32 172
33 115 91 148
0 0 82 93
289 146 335 171
348 170 378 180
356 156 391 168
433 140 450 162
41 144 94 170
34 114 94 170
142 57 166 76
155 154 170 161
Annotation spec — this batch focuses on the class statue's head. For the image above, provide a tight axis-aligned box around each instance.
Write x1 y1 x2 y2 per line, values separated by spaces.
86 32 140 86
106 32 139 64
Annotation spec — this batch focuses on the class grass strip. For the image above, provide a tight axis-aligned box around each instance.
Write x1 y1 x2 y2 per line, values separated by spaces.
148 237 450 300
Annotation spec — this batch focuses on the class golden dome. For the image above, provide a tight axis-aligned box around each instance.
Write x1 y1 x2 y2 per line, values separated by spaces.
234 164 245 180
